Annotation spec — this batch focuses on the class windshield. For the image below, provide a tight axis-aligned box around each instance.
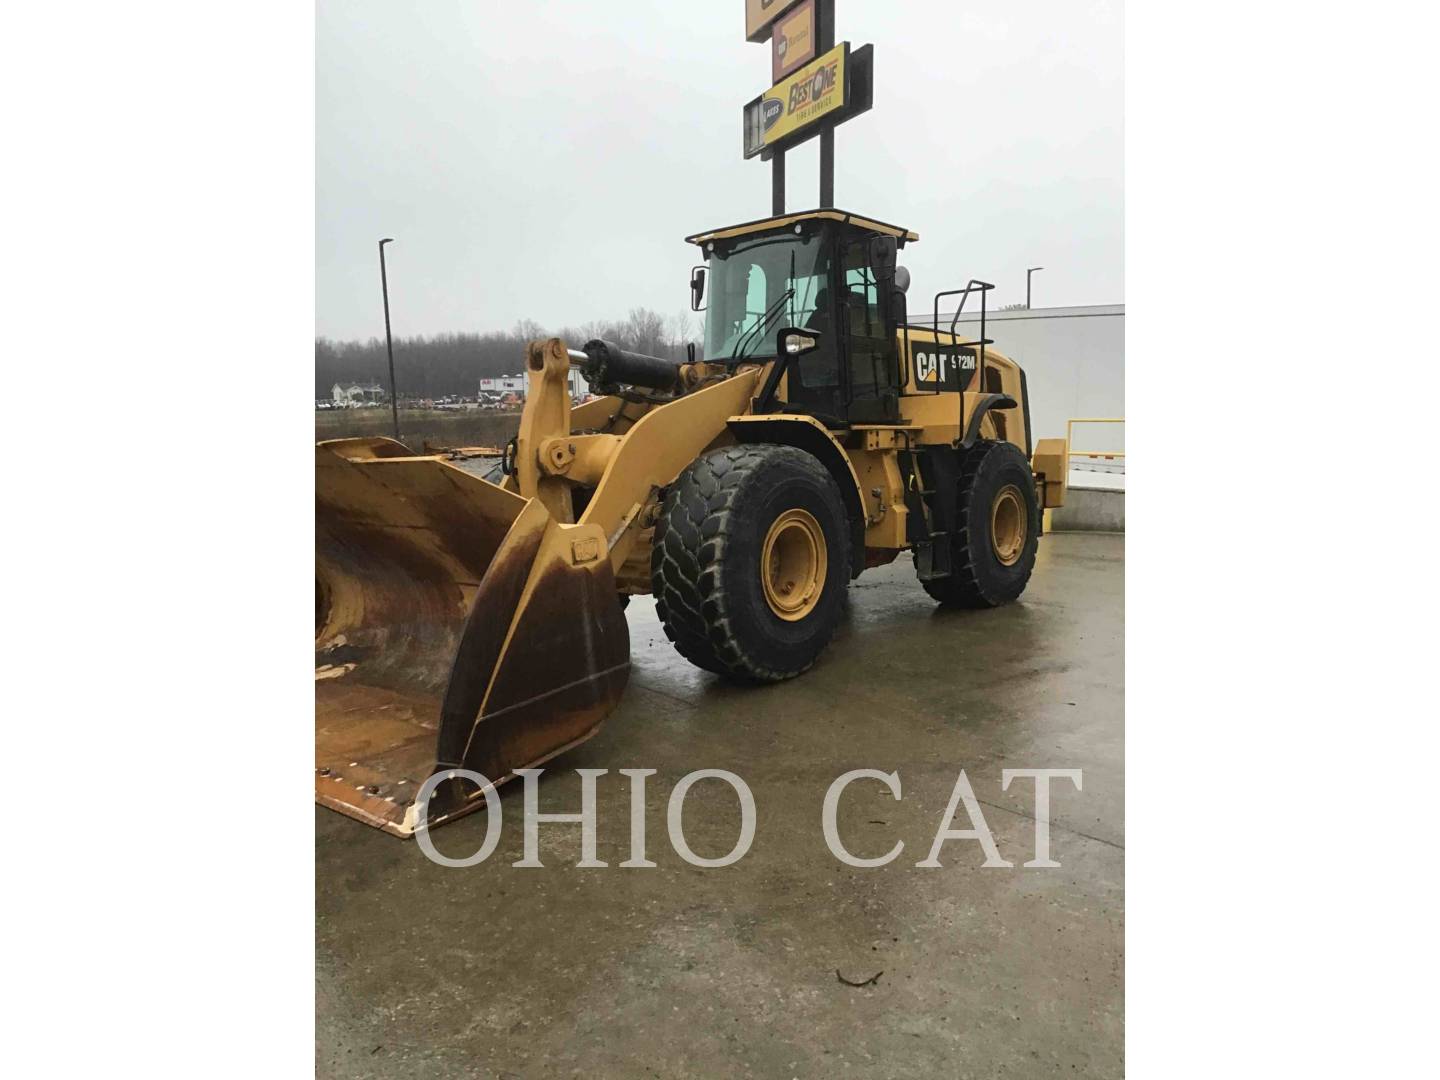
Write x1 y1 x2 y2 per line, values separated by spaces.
703 234 829 360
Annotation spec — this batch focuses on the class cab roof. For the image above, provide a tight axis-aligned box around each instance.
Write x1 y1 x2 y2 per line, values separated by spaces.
685 208 919 247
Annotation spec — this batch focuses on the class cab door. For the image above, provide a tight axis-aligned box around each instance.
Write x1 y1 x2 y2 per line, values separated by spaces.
838 238 901 424
781 235 847 424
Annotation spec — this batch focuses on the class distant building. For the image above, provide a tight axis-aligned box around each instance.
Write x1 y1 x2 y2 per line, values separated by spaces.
332 382 387 407
479 370 585 398
478 374 527 395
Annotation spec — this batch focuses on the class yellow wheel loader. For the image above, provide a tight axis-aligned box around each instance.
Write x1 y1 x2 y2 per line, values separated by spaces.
315 209 1068 836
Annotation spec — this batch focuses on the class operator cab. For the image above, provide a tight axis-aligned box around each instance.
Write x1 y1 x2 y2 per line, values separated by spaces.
686 209 916 427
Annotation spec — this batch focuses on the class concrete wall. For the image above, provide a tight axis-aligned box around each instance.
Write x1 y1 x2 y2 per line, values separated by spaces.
1050 486 1125 532
920 303 1125 449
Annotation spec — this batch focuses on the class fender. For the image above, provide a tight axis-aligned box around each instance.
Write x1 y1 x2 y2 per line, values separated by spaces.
726 414 868 578
960 393 1019 449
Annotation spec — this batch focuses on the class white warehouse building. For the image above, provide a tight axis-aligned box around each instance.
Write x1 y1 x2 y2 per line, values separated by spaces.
921 302 1125 530
930 303 1125 449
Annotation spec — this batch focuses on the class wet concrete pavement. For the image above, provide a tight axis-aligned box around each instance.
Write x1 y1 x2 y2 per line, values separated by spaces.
316 532 1124 1078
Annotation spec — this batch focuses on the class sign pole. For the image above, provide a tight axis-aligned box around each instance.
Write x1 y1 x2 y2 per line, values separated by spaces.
817 0 835 207
819 131 834 208
772 150 786 215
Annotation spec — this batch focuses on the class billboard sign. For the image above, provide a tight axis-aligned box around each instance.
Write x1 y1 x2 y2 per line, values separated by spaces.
771 0 816 82
745 0 804 43
744 42 848 159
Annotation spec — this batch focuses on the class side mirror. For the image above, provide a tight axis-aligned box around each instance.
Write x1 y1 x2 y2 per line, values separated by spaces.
868 235 898 282
690 266 707 311
777 327 821 358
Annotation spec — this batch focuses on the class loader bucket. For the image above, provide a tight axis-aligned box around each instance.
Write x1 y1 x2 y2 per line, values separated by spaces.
315 438 630 837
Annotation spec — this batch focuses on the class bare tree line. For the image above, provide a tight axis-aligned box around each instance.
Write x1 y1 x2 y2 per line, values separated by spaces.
316 308 698 399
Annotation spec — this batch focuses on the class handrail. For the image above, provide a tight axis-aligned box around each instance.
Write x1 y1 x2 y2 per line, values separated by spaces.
930 281 994 446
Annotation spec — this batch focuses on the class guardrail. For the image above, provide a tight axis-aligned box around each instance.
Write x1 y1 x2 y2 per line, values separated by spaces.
1048 417 1123 532
1066 417 1125 463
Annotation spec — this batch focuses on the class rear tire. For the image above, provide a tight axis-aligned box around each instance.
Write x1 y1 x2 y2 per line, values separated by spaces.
652 444 851 682
921 440 1039 608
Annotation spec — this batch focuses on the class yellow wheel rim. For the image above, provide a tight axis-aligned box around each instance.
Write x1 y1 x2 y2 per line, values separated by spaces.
990 485 1027 567
760 508 827 621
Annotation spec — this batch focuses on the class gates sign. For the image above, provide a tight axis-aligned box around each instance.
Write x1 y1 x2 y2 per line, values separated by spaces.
743 42 848 159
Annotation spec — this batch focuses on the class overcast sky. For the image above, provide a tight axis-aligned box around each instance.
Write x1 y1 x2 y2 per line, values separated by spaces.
317 0 1122 342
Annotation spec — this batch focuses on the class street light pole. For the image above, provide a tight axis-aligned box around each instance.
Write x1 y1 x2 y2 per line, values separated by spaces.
378 237 400 441
1026 266 1044 310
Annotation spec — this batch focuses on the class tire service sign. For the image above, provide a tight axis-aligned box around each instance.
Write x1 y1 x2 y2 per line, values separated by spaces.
744 42 848 159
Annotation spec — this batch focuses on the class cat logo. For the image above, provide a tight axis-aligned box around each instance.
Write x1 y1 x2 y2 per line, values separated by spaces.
912 345 977 390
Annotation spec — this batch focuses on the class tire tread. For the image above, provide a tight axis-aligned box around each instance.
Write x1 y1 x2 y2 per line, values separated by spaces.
921 440 1038 608
652 444 846 681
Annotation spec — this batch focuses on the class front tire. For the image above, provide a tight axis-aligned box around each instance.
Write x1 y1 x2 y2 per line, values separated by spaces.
921 440 1040 608
651 444 851 682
